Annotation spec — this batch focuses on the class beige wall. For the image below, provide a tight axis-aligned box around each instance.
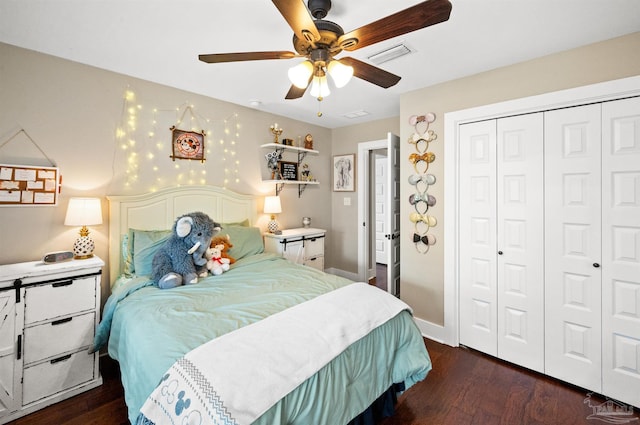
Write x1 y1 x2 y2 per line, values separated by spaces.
0 42 333 303
400 32 640 324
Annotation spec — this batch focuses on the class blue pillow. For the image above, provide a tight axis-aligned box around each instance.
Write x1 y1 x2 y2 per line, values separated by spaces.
125 229 172 276
221 226 264 260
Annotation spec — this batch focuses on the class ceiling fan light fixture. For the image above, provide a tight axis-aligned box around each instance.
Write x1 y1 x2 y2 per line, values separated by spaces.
288 61 314 89
327 60 354 88
310 75 330 99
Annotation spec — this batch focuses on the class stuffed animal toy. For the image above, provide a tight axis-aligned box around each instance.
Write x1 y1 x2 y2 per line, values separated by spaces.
210 234 236 264
205 244 230 276
151 212 221 289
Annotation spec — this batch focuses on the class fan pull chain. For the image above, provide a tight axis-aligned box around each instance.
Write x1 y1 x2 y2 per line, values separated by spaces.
317 97 323 117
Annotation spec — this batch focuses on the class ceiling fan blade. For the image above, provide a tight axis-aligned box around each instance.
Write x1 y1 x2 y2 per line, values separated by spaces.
285 73 312 99
272 0 321 45
199 51 297 63
285 84 308 100
337 0 452 51
338 57 401 88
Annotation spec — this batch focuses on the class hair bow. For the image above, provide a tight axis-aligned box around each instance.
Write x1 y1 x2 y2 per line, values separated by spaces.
408 113 436 138
413 233 436 246
408 113 436 127
409 193 436 207
408 173 436 186
409 152 435 164
413 233 429 244
408 130 437 153
409 212 437 227
412 231 436 254
409 152 436 173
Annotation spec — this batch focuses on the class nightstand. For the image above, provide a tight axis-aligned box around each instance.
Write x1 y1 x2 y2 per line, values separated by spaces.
0 256 104 423
264 228 326 271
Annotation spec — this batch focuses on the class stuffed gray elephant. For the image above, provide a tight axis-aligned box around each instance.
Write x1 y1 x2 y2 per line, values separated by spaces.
151 211 221 289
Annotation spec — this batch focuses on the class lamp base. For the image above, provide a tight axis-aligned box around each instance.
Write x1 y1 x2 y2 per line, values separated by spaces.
267 217 279 234
73 236 95 259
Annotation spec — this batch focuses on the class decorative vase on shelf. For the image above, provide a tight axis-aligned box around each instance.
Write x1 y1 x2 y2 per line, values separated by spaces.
302 217 311 228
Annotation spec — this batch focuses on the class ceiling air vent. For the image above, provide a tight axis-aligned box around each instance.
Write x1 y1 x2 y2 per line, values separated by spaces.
367 43 413 65
342 110 371 119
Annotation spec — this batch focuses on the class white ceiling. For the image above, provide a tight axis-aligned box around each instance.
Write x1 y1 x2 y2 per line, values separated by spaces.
1 0 639 128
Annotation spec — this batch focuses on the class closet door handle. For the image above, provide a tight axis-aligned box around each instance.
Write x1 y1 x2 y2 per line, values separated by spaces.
593 263 600 268
497 251 503 255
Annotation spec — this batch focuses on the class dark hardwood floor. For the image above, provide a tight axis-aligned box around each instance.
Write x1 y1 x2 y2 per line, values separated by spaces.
10 338 635 425
369 263 387 291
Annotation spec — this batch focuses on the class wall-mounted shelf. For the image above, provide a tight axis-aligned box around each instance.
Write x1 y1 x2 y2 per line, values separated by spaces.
261 143 319 197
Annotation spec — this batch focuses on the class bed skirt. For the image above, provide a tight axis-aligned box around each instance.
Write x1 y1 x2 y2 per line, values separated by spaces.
348 382 405 425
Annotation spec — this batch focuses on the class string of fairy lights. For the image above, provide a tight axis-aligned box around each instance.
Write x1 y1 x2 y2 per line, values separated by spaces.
114 88 241 192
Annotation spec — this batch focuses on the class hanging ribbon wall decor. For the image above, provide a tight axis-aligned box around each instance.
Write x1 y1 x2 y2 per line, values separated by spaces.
407 113 437 254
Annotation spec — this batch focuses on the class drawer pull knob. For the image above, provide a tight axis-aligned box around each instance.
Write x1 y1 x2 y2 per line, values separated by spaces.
52 317 73 326
52 280 73 288
51 354 72 364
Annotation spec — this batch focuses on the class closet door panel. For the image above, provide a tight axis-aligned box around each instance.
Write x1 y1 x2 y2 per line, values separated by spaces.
459 120 498 355
496 113 544 372
544 104 602 392
602 96 640 408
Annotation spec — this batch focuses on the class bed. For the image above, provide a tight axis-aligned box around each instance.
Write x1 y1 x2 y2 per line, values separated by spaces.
96 185 431 425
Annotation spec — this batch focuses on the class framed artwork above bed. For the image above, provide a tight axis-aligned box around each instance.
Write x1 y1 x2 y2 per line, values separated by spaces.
169 126 206 162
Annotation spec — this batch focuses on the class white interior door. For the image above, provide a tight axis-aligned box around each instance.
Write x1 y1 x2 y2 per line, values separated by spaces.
601 96 640 407
375 154 387 265
386 133 400 296
358 134 400 294
459 120 498 356
496 113 544 372
544 103 602 392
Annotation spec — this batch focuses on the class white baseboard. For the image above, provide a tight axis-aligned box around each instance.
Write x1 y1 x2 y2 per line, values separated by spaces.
413 317 454 346
325 267 361 282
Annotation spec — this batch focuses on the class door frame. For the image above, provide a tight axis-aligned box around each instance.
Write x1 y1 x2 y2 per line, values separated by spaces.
357 133 399 292
443 75 640 347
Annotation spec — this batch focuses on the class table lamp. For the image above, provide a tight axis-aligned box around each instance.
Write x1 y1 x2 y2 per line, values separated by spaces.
264 195 282 234
64 197 103 259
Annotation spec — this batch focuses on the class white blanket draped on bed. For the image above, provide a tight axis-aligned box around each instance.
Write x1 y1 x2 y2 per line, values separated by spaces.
139 282 413 425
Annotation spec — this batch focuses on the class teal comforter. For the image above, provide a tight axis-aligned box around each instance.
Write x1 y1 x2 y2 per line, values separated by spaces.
97 253 431 424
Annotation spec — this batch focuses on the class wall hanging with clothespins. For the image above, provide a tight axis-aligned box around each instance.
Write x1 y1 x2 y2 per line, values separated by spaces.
0 128 61 206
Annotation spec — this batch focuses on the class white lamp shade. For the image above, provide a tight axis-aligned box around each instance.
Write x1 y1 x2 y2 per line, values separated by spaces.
64 198 103 226
310 75 331 98
264 196 282 214
328 60 354 88
288 61 314 89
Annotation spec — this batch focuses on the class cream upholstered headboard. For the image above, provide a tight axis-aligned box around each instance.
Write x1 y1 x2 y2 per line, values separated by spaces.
107 185 258 284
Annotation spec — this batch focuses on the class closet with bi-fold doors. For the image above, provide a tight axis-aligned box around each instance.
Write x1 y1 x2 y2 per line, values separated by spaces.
456 89 640 408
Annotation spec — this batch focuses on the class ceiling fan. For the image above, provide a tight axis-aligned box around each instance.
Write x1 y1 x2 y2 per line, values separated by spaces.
199 0 452 103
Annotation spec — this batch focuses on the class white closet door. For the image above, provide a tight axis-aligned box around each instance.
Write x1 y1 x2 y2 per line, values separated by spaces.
496 113 544 372
459 120 498 356
544 104 602 392
601 96 640 407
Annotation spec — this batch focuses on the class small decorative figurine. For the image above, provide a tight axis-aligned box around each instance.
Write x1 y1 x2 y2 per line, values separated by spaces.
270 123 283 144
304 133 313 149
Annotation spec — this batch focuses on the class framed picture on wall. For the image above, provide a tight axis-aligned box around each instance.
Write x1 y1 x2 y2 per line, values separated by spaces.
170 126 206 162
333 153 355 191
